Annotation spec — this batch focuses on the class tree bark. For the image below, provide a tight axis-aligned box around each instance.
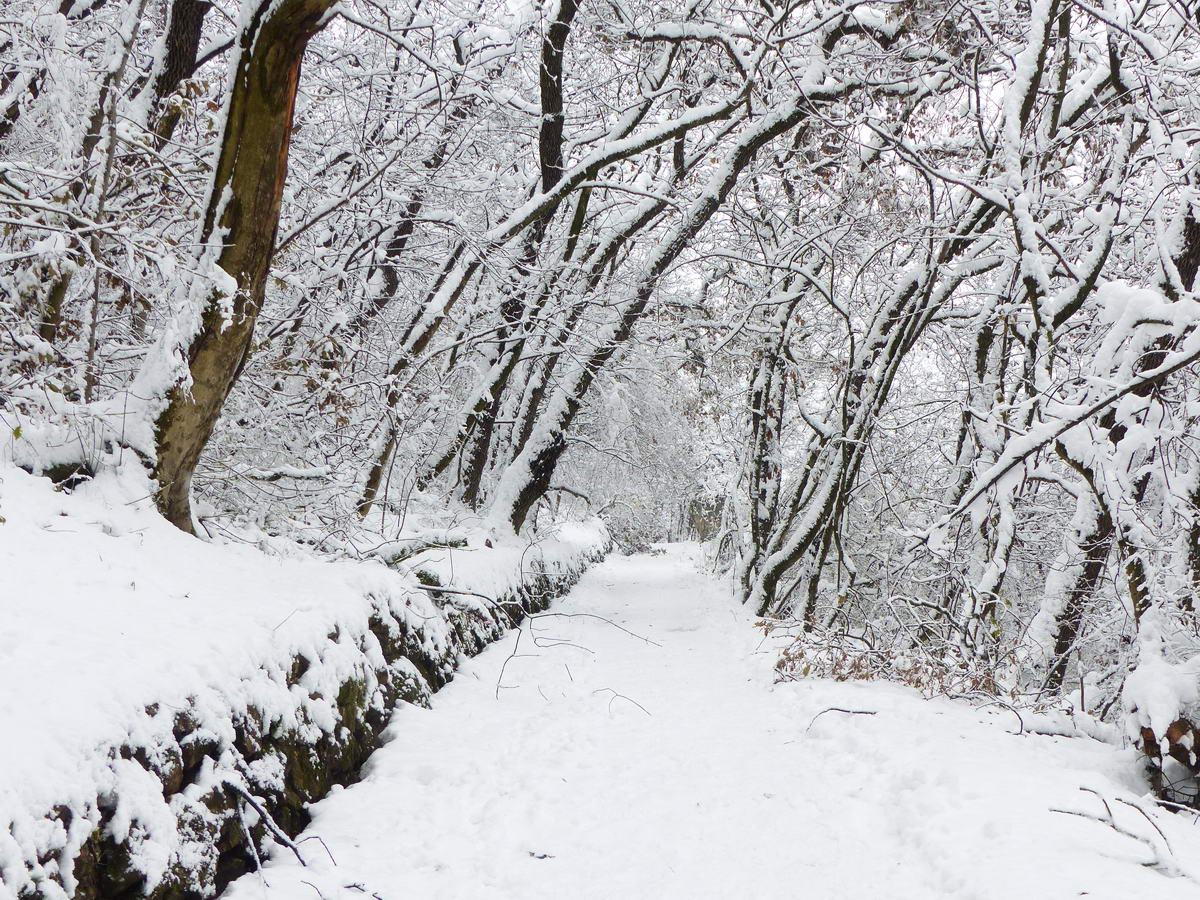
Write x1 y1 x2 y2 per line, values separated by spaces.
151 0 336 531
1039 454 1116 691
491 91 827 533
453 0 579 507
151 0 213 145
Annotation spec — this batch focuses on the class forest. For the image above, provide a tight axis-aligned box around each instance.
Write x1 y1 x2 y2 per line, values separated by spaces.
5 0 1200 896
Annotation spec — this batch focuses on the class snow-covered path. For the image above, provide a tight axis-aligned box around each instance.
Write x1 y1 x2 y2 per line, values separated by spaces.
227 547 1200 900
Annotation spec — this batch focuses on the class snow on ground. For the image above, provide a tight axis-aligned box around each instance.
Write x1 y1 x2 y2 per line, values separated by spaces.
226 545 1200 900
0 461 605 897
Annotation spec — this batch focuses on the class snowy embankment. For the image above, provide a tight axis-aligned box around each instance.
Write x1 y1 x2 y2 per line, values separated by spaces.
0 463 608 900
225 546 1200 900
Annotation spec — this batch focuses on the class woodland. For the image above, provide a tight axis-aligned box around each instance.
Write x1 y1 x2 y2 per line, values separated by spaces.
5 0 1200 811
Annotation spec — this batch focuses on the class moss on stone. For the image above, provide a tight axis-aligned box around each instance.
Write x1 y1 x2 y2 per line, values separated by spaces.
23 544 610 900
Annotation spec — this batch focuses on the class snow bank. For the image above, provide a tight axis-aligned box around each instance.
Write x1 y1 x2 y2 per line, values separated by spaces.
0 462 608 900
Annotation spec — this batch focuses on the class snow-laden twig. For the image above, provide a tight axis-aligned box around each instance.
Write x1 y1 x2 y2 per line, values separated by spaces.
1050 787 1191 876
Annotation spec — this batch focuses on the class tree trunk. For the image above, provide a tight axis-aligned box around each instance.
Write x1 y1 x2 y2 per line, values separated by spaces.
453 0 578 507
151 0 336 531
1025 183 1200 684
151 0 213 145
490 93 823 533
1033 468 1115 692
749 197 1003 616
355 43 737 518
740 297 798 599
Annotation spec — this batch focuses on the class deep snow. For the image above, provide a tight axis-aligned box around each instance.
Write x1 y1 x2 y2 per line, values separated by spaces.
0 462 606 898
224 546 1200 900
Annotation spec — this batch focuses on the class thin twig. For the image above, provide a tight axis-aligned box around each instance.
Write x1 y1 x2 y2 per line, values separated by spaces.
805 707 877 734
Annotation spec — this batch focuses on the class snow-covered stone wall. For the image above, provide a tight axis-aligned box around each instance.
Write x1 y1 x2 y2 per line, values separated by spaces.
0 464 609 900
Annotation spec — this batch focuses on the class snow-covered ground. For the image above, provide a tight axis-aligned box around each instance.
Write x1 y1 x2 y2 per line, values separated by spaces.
0 462 606 898
224 545 1200 900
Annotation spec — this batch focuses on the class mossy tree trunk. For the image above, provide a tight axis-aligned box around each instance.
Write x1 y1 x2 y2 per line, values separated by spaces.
151 0 335 531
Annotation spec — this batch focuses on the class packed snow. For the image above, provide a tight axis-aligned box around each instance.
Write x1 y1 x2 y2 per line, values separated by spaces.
223 546 1200 900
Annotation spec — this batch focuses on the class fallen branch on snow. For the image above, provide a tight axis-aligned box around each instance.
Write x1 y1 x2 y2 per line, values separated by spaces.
805 707 877 734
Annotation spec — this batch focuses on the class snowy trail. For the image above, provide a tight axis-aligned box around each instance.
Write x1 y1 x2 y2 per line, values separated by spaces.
227 547 1200 900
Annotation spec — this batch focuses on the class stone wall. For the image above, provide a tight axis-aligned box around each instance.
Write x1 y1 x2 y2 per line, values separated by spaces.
10 541 607 900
